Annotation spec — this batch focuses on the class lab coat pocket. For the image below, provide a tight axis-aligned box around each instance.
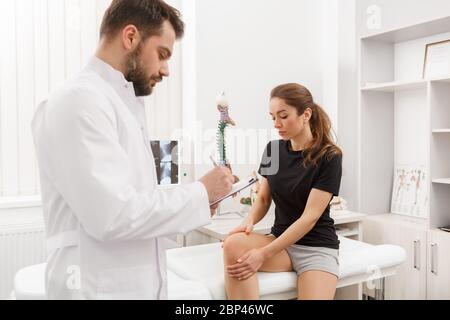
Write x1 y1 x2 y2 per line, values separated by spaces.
96 265 157 300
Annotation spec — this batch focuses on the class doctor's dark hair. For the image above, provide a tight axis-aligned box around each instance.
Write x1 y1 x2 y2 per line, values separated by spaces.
100 0 184 40
271 83 342 167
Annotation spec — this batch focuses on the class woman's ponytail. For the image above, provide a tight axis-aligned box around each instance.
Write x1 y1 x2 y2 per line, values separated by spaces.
306 102 341 166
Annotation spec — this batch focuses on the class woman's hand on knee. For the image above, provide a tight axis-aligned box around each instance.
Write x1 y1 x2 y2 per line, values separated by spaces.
226 248 265 280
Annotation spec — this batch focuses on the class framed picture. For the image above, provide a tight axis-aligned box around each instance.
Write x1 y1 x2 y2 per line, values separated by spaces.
423 39 450 79
391 165 428 218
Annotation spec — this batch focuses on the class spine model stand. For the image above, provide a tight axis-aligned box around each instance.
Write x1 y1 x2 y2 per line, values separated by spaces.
216 92 236 166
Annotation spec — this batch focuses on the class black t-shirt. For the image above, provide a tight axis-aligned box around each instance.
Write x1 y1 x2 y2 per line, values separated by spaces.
258 140 342 249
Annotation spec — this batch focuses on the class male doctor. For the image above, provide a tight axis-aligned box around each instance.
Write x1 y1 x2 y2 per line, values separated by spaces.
31 0 233 299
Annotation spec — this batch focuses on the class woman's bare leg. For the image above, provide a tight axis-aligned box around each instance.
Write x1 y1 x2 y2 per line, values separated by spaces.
222 233 292 300
297 270 338 300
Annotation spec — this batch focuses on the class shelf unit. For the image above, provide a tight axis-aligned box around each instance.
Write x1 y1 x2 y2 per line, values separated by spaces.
358 17 450 299
430 73 450 229
358 16 450 230
358 16 450 300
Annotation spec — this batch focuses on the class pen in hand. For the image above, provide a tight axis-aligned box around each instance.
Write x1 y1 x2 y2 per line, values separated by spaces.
208 156 221 209
209 155 236 183
210 155 219 167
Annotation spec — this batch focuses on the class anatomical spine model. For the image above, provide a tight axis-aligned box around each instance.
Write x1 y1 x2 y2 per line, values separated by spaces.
216 92 236 166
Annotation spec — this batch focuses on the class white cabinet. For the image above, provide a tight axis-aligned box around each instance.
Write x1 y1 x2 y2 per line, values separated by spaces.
363 214 427 300
363 214 450 300
427 229 450 299
358 17 450 228
359 22 450 225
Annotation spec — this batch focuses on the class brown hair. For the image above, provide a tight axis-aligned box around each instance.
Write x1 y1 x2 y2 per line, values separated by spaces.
100 0 184 41
271 83 342 166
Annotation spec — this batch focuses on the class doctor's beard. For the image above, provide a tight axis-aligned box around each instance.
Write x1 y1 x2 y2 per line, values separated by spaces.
125 45 161 97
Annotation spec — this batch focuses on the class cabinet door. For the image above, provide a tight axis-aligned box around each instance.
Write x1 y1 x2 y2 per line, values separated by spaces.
427 230 450 299
363 217 427 300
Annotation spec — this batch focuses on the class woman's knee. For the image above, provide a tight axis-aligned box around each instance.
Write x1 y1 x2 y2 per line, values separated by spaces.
222 233 251 259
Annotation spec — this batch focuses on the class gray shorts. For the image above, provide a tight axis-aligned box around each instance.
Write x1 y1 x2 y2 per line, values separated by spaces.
285 244 340 278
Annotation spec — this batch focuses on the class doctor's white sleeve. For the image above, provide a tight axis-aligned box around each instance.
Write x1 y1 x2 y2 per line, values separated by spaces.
40 87 211 241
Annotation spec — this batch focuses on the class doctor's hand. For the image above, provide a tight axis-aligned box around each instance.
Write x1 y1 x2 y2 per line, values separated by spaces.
226 248 266 281
225 163 240 197
210 203 219 216
199 166 234 212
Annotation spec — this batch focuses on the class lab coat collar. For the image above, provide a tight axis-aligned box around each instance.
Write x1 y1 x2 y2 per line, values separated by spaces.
86 56 134 91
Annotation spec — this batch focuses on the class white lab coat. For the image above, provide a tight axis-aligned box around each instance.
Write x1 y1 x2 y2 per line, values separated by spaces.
31 57 211 300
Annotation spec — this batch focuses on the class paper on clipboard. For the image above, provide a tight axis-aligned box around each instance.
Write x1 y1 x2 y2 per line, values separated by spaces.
210 176 259 207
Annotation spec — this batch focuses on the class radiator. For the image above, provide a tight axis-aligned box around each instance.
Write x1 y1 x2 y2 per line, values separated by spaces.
0 210 46 299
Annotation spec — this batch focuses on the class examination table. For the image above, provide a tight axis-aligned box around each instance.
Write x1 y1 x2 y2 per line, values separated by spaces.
12 237 405 300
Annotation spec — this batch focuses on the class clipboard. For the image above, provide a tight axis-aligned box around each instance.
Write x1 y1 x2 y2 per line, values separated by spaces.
210 176 259 207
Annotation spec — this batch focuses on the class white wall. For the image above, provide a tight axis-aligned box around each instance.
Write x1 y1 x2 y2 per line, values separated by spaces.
187 0 338 209
337 0 358 210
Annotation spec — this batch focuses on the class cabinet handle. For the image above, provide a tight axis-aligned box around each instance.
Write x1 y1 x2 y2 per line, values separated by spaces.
431 243 438 275
413 240 420 271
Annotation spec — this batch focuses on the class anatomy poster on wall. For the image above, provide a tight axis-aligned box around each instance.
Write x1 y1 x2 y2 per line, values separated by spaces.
391 165 428 218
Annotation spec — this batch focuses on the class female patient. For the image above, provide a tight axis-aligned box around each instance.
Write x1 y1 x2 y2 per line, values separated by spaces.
223 83 342 300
